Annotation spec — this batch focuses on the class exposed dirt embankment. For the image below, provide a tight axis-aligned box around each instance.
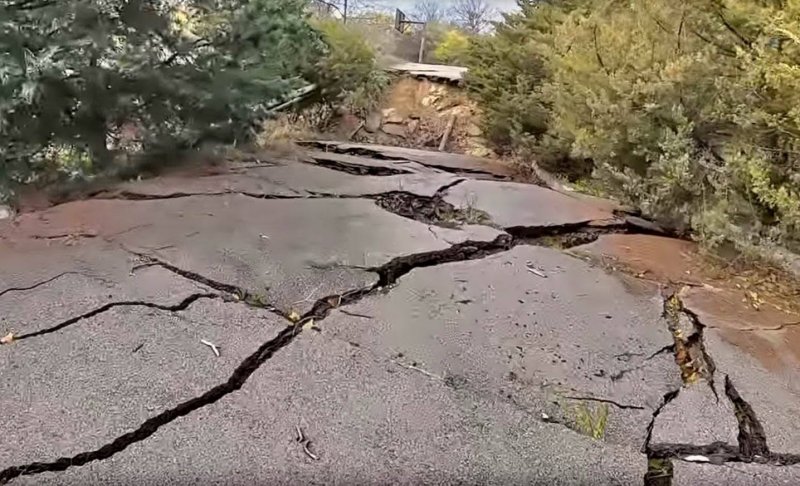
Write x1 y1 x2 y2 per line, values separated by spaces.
329 77 495 158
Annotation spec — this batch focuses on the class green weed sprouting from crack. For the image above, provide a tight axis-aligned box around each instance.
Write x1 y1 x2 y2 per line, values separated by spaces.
572 402 610 440
457 192 492 226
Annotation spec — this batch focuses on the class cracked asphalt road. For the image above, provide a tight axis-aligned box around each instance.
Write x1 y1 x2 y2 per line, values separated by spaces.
1 143 799 485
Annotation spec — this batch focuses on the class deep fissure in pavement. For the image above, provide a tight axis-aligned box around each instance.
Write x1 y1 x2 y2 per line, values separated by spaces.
643 457 674 486
374 191 493 228
129 253 283 316
641 389 681 486
298 141 508 179
299 141 410 162
724 375 769 458
662 294 717 394
306 156 411 176
640 291 800 481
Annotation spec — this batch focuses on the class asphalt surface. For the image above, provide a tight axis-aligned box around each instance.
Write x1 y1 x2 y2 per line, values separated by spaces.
1 143 799 484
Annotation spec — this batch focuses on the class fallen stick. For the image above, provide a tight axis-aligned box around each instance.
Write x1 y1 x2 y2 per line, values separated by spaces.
348 121 365 140
200 339 221 357
439 115 457 152
392 360 443 380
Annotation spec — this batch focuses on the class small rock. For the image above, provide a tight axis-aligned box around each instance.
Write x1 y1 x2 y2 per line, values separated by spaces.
0 205 13 221
382 108 404 124
466 123 483 137
381 123 407 137
364 111 382 133
467 146 493 158
407 119 420 134
421 95 440 107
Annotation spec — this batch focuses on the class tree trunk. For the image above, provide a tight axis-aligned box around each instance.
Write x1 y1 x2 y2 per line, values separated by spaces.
86 122 112 170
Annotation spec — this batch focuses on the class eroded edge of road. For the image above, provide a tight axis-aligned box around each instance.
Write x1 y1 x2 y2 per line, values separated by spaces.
642 290 800 485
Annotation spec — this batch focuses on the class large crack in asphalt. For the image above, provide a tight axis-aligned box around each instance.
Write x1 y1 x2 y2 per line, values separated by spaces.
303 156 411 176
127 253 285 317
663 293 718 397
0 272 81 299
95 190 314 202
13 293 219 342
724 375 770 459
375 191 493 228
0 323 301 485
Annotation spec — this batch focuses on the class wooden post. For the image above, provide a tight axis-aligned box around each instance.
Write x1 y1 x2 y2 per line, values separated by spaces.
343 0 347 23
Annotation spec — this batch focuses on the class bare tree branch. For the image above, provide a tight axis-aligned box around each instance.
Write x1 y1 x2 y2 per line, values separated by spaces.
450 0 493 34
413 0 444 23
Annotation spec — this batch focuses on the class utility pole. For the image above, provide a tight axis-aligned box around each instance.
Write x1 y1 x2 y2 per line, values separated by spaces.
418 23 426 63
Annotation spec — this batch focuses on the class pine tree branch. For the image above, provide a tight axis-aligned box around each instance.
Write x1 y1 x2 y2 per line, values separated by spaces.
6 0 56 10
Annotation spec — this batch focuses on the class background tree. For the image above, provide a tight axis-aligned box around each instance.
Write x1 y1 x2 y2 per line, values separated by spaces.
450 0 493 34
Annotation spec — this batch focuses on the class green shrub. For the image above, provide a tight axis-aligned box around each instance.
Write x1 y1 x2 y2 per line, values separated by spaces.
464 0 800 256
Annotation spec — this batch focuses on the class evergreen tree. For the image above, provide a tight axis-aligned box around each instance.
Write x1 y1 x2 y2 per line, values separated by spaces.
0 0 323 196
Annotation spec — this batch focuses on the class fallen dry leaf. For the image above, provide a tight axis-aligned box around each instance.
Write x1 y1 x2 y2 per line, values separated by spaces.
302 319 318 331
288 310 301 323
1 332 14 345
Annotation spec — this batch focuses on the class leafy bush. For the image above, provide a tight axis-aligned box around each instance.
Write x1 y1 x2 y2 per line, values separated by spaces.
313 20 390 116
433 29 471 65
465 0 800 256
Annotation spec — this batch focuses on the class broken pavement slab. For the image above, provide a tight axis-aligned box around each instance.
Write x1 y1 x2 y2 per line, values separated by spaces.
0 300 285 467
444 179 616 230
0 243 209 336
639 282 800 471
240 159 460 198
673 460 800 485
9 333 648 485
649 384 738 449
389 62 468 83
300 150 439 176
702 328 800 457
99 155 460 200
299 140 514 180
325 245 680 447
4 196 502 314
